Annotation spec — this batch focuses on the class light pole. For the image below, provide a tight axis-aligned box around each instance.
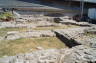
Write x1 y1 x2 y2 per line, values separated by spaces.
80 0 84 19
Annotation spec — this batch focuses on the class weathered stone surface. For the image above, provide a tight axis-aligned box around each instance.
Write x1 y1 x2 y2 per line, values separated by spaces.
84 25 96 34
63 45 96 63
0 21 37 28
0 56 15 63
0 19 57 29
5 34 21 40
37 21 55 27
36 47 44 50
5 31 21 40
0 36 4 41
0 22 16 28
54 27 86 47
54 27 96 48
59 18 92 26
0 45 96 63
0 16 95 63
5 30 56 40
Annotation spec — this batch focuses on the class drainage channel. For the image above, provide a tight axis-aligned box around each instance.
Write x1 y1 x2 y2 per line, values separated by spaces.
54 31 81 48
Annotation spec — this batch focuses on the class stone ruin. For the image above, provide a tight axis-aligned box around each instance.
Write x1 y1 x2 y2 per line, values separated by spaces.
54 26 96 48
4 30 56 40
0 12 96 63
0 25 96 63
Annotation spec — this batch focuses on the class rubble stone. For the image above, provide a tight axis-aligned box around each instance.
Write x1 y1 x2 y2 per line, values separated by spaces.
54 27 96 48
5 30 56 40
0 45 96 63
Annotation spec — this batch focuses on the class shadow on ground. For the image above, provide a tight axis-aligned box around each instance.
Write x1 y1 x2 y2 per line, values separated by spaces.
54 32 81 48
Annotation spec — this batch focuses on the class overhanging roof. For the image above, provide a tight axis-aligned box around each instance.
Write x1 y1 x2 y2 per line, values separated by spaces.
0 0 65 11
0 0 81 11
0 0 44 8
72 0 96 3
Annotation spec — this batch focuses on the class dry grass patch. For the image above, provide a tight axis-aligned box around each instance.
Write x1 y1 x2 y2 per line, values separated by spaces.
0 24 79 32
0 27 28 37
33 25 79 30
0 37 66 57
0 25 79 37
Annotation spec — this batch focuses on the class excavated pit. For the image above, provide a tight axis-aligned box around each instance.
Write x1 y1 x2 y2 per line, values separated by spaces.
54 31 81 48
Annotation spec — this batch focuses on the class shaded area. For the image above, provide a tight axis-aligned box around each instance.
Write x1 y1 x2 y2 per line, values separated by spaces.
17 0 81 10
54 32 81 48
0 0 81 11
44 13 64 17
89 20 96 24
